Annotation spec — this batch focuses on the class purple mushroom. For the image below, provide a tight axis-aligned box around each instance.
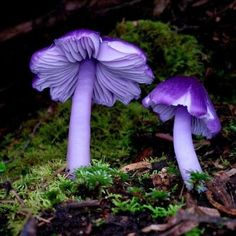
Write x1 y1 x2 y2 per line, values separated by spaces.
142 76 221 189
30 29 153 174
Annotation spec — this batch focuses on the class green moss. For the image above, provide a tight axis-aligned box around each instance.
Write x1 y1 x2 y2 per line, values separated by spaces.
188 171 211 193
0 101 158 179
0 160 70 235
112 196 144 214
91 101 159 166
111 194 183 218
0 159 127 235
143 202 183 218
74 160 128 196
0 102 70 178
113 20 205 85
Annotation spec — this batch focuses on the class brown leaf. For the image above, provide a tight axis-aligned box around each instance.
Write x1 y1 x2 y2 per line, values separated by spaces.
120 161 151 173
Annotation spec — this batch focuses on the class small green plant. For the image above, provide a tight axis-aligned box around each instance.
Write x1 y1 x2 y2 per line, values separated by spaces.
188 171 211 192
167 163 179 175
138 172 151 182
229 120 236 133
112 195 143 214
144 202 183 218
0 161 6 173
75 160 128 192
223 119 236 137
127 186 144 195
145 188 170 201
219 155 231 168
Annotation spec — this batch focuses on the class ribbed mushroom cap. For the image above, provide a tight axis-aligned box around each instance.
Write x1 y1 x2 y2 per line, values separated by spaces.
30 29 153 105
142 76 221 138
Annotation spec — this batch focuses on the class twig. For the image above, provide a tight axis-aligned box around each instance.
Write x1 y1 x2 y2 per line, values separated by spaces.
23 121 41 150
60 199 100 209
10 189 25 207
36 215 54 226
155 133 173 142
54 164 67 176
206 190 236 216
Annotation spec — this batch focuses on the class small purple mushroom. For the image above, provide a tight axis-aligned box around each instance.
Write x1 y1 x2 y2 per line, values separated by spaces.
142 76 221 189
30 29 153 174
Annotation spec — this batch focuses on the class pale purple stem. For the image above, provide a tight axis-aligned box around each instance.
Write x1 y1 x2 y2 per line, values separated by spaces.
67 60 96 173
173 106 203 189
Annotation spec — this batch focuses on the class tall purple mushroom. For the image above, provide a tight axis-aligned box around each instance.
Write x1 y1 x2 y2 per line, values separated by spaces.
142 76 221 189
30 29 153 173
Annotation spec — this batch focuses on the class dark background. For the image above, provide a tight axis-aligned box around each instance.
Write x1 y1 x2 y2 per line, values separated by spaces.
0 0 235 137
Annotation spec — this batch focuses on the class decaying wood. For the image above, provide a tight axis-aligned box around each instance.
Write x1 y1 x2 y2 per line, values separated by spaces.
60 199 100 209
206 168 236 216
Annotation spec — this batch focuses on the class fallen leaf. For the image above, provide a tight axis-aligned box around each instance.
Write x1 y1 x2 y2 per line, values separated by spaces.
120 161 151 173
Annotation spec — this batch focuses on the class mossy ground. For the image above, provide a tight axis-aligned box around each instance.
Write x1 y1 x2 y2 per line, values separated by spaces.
113 20 205 82
0 20 235 236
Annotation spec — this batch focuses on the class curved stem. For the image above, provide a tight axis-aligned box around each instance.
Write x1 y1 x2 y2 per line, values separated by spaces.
67 60 96 173
173 106 202 189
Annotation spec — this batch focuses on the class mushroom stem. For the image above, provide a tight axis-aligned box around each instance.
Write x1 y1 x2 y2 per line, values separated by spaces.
173 106 203 189
67 60 96 173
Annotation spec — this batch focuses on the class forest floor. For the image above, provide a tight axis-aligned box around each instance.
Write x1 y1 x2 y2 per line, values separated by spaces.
0 2 236 235
1 100 235 236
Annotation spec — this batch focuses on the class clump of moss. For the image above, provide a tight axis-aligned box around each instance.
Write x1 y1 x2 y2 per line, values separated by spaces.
113 20 205 84
91 101 159 166
0 102 70 178
0 160 126 235
0 101 158 179
0 160 69 235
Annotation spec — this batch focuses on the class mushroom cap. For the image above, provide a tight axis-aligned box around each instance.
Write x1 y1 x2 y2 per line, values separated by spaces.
30 29 153 106
142 76 221 138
